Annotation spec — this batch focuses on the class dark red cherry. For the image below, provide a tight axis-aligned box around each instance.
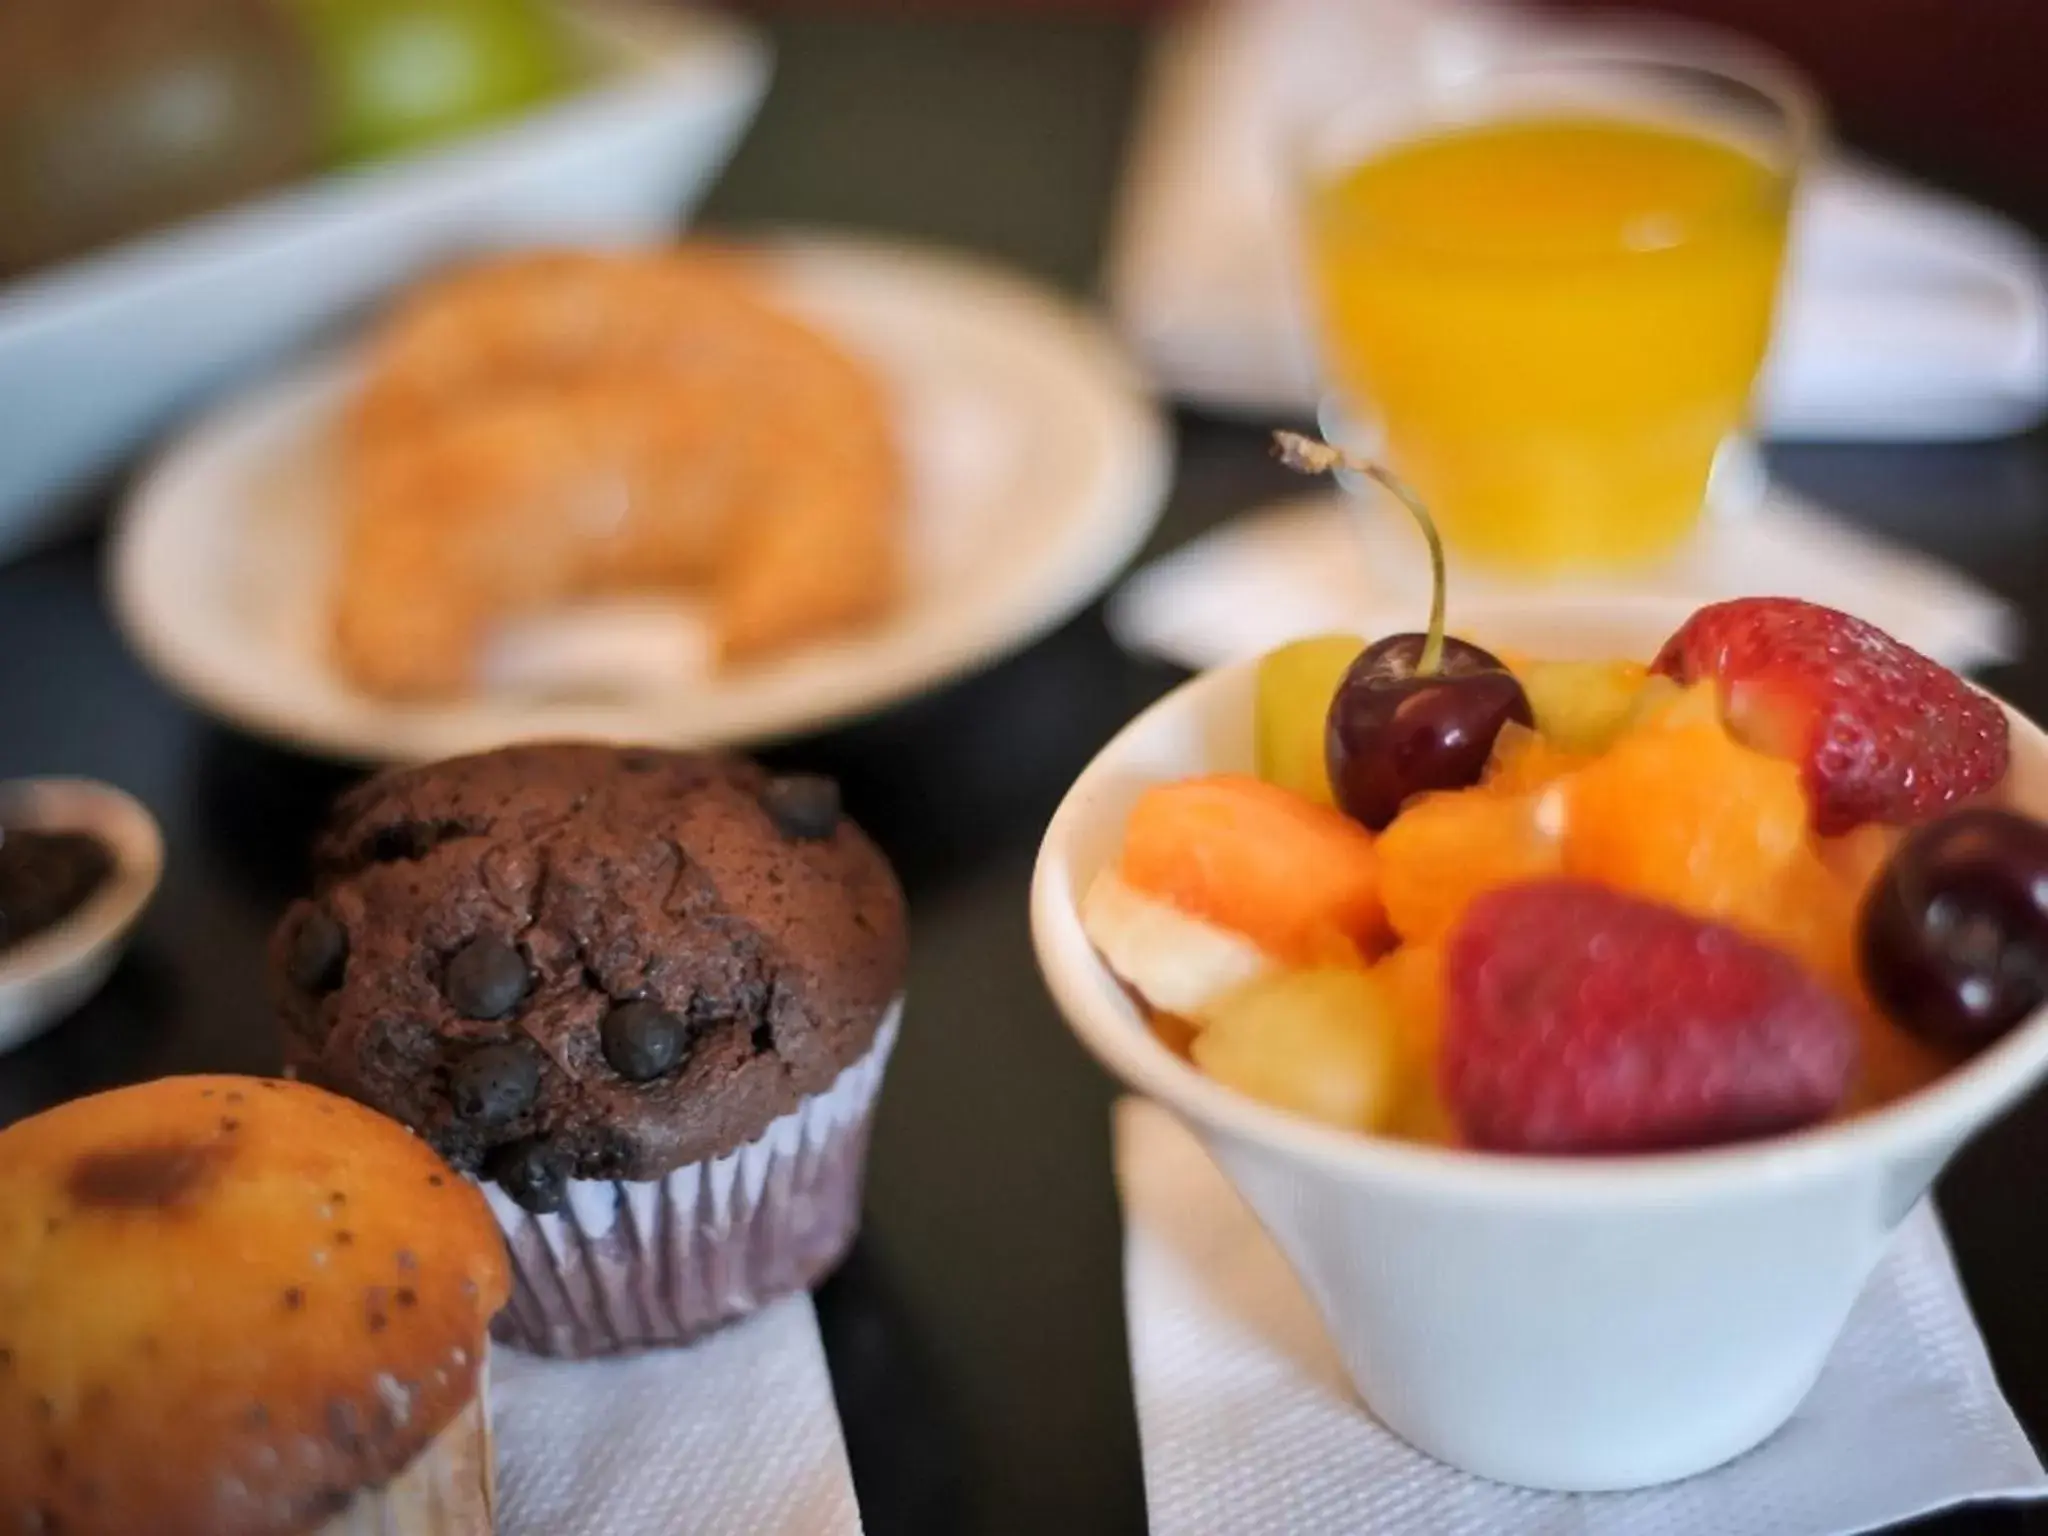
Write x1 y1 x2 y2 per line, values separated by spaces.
1859 807 2048 1051
1269 431 1533 831
1325 634 1533 830
1340 632 1510 690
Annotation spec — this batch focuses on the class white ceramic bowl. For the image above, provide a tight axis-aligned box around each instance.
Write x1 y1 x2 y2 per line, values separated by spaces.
0 780 164 1054
0 0 768 559
1031 652 2048 1492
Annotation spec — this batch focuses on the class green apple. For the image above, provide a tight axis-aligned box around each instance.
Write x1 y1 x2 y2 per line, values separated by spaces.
290 0 573 165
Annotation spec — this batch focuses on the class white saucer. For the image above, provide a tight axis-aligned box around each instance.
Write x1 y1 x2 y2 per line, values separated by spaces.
110 236 1172 763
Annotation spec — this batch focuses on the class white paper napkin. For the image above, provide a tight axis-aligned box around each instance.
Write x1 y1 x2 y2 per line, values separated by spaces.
492 1295 862 1535
1117 1097 2048 1535
1108 0 2048 441
1108 479 2020 675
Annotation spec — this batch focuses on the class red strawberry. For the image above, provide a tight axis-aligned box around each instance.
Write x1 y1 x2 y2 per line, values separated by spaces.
1443 880 1856 1154
1652 597 2008 836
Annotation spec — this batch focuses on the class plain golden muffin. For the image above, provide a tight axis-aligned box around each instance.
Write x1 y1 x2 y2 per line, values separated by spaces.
0 1076 509 1536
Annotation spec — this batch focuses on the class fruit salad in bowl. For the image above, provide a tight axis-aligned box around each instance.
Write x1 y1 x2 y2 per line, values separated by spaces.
1029 435 2048 1491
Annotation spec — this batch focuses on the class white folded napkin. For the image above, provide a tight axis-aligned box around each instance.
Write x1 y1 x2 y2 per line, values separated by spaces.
1117 1097 2048 1535
1108 477 2020 674
1108 0 2048 441
493 1295 862 1535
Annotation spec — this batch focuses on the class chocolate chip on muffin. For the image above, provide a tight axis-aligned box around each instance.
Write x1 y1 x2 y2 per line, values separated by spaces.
449 1041 541 1126
284 908 348 994
600 999 690 1082
484 1137 570 1216
761 773 842 841
271 743 908 1356
442 934 529 1019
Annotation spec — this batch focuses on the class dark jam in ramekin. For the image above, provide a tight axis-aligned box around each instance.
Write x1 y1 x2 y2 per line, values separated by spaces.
0 828 114 954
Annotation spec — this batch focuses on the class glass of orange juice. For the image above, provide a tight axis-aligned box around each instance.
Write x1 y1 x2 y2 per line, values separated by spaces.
1300 34 1818 573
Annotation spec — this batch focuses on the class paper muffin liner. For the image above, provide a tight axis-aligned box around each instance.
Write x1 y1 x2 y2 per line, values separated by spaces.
318 1354 495 1536
485 1004 901 1358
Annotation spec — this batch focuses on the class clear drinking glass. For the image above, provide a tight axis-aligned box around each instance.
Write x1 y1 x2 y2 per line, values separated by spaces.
1299 31 1818 573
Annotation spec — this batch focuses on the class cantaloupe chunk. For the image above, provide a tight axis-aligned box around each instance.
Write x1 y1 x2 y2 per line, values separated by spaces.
1369 942 1458 1145
1564 703 1808 925
1378 788 1561 944
1482 722 1588 796
1117 774 1386 965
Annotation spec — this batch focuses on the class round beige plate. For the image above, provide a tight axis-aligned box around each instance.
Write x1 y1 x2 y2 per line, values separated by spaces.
111 235 1171 762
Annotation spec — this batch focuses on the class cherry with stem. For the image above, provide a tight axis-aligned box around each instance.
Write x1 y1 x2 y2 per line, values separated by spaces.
1272 430 1532 830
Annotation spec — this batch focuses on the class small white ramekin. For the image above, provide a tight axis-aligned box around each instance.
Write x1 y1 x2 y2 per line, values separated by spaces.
0 778 163 1054
1031 656 2048 1492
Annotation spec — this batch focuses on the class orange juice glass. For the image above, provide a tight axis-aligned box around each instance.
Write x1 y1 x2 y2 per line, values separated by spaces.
1302 39 1816 572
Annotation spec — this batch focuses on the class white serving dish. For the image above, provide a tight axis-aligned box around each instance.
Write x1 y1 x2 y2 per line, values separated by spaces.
0 0 769 560
1031 643 2048 1492
0 779 164 1054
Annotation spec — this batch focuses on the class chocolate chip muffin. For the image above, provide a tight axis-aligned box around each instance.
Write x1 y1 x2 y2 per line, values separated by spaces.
0 1076 506 1536
272 743 907 1357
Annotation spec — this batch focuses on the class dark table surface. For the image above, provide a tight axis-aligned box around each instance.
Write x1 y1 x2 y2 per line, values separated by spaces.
6 13 2048 1535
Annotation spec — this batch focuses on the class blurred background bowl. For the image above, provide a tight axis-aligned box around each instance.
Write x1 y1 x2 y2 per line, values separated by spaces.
0 0 769 561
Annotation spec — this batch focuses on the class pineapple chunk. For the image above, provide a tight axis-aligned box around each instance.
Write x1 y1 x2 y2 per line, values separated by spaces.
1254 634 1365 805
1519 659 1652 755
1192 968 1400 1132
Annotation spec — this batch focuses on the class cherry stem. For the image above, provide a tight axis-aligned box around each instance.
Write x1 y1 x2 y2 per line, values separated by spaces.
1271 431 1444 675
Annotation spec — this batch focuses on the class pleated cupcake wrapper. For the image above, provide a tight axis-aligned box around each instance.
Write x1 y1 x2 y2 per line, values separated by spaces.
487 1005 901 1358
318 1354 495 1536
